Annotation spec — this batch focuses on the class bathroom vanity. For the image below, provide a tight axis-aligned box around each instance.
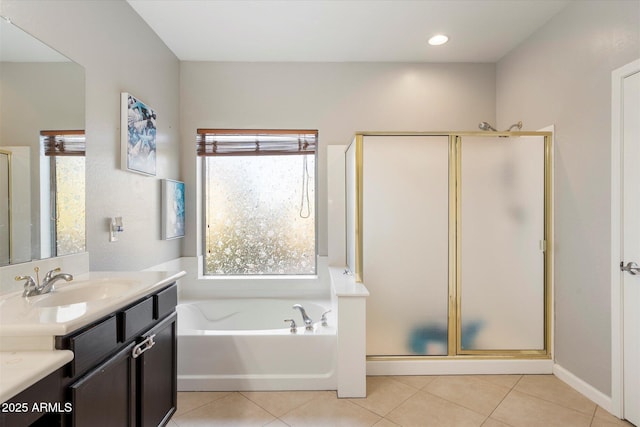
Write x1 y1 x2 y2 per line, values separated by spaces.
0 271 184 427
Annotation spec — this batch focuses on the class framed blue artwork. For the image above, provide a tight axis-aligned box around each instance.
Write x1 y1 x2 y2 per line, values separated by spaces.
121 92 157 176
161 179 185 240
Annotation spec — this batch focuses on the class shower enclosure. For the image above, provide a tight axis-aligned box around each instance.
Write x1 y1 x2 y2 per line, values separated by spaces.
345 131 552 359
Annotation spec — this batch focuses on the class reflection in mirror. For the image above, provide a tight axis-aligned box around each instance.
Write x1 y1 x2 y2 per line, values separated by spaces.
0 17 85 265
0 150 9 265
42 131 86 257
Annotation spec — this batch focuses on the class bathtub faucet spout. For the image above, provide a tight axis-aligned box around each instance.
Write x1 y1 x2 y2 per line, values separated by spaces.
292 304 314 330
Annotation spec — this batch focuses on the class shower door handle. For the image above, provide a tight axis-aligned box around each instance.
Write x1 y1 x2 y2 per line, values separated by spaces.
620 261 640 275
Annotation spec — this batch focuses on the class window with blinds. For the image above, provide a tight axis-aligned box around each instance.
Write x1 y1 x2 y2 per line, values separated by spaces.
41 130 85 156
41 130 85 257
198 129 317 276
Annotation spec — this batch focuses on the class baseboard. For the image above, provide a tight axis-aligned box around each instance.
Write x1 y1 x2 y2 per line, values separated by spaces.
367 359 554 376
553 363 613 413
177 374 337 392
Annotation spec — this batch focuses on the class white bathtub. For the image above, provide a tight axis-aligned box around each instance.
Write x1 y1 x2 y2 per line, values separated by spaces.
177 298 337 391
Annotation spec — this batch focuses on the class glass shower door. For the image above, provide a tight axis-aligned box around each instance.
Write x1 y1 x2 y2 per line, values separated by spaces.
458 135 546 351
363 135 450 356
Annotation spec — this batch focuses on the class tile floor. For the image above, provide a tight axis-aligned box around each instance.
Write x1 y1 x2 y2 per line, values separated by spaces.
167 375 635 427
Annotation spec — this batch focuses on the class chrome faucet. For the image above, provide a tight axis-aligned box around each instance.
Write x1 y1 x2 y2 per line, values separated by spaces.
41 267 73 293
17 275 39 297
292 304 314 330
15 267 73 297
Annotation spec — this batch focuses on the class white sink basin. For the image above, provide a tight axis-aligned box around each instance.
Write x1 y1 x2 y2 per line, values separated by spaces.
28 279 140 308
0 270 185 350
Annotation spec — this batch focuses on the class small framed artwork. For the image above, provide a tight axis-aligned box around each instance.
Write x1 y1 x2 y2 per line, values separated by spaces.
161 179 185 240
121 92 157 176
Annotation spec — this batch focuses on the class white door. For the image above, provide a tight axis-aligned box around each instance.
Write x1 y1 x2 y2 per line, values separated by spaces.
621 68 640 426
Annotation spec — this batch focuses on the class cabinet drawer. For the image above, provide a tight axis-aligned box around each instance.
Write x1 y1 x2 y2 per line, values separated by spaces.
120 297 154 342
68 315 118 377
154 284 177 319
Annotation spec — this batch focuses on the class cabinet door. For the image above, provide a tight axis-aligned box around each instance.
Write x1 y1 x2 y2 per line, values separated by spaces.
69 343 135 427
138 312 176 427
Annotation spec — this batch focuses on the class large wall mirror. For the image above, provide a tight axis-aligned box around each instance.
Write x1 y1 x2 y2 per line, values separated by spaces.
0 18 85 266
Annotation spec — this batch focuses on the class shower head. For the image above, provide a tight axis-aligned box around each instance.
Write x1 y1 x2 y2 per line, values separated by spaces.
505 121 523 131
478 121 497 131
478 121 524 132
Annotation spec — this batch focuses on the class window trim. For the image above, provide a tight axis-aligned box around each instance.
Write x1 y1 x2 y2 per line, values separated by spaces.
200 129 319 277
41 130 85 157
197 128 317 157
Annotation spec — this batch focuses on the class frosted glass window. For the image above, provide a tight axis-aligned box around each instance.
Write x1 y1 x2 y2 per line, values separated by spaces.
460 136 545 350
54 156 86 256
204 155 316 275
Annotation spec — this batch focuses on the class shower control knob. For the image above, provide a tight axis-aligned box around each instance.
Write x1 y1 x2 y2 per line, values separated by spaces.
284 319 297 333
320 310 332 327
620 261 640 275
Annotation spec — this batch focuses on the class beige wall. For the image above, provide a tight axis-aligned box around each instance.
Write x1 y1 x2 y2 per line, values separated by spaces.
1 0 182 270
5 0 634 400
0 62 84 260
180 61 496 257
497 0 640 395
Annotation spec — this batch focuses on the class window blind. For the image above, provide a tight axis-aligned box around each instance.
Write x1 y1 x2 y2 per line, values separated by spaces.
41 130 85 156
197 129 317 156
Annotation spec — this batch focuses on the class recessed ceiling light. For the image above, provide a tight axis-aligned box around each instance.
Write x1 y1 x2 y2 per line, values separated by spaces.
428 34 449 46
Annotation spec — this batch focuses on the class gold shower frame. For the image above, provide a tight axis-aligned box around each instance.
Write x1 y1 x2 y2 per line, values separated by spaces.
348 131 553 359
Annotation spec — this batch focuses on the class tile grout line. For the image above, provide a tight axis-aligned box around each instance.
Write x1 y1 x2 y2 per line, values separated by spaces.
237 391 282 420
173 391 233 419
271 417 292 427
238 390 330 420
349 376 424 418
418 376 516 421
382 378 423 418
445 375 526 426
483 386 517 427
419 387 489 421
588 403 598 427
510 385 597 417
341 396 385 423
482 374 524 425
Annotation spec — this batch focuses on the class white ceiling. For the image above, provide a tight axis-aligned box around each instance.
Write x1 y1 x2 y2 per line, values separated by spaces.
127 0 570 63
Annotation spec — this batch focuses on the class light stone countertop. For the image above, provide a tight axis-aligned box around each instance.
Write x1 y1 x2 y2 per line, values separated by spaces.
0 270 185 403
0 270 185 351
0 350 74 403
328 267 369 297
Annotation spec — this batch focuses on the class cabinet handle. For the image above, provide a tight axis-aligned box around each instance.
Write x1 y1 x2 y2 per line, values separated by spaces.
132 334 156 359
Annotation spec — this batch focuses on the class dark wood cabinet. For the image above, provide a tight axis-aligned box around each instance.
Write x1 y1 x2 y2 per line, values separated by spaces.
69 343 136 427
67 313 177 427
0 368 65 427
1 283 178 427
138 314 177 427
57 283 177 427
